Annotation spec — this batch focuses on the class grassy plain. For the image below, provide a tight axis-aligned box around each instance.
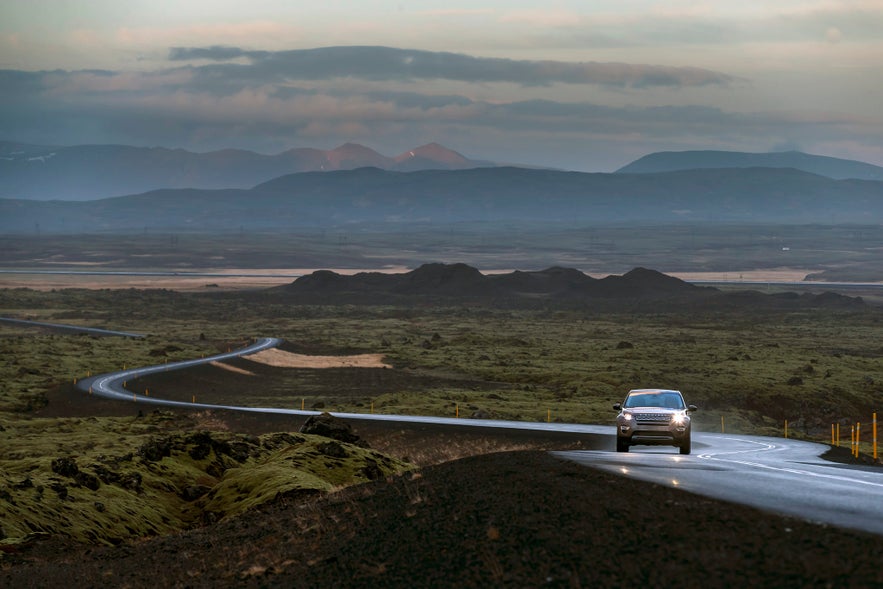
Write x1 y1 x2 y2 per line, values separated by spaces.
2 286 881 438
2 267 882 548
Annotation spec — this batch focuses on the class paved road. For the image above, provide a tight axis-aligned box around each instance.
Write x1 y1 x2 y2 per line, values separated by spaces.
75 337 283 408
73 335 615 431
73 336 883 537
556 433 883 536
0 317 145 338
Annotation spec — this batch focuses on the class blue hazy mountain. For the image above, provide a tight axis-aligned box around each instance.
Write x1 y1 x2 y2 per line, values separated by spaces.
2 166 880 233
616 150 883 181
0 141 490 201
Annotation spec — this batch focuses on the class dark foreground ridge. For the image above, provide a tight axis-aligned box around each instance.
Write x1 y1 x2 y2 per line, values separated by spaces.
4 450 882 588
276 263 863 309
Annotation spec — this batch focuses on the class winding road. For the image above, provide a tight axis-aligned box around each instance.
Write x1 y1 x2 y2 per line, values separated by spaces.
75 337 283 411
71 332 883 537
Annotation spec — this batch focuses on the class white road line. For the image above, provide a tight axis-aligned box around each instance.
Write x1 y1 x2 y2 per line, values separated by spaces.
697 436 778 459
699 438 883 489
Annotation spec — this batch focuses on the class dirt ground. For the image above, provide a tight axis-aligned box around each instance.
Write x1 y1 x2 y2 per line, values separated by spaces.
243 348 392 369
3 443 883 588
6 392 883 588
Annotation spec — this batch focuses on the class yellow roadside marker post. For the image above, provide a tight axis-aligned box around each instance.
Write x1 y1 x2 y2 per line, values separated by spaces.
836 423 840 447
851 425 856 457
874 413 878 461
857 422 862 457
721 415 725 434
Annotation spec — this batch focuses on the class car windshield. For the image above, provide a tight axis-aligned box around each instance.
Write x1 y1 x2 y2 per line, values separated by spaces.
623 392 684 409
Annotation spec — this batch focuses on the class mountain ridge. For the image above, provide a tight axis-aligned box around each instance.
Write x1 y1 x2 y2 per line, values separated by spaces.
616 149 883 181
0 141 883 201
4 140 882 201
2 165 881 232
0 140 492 201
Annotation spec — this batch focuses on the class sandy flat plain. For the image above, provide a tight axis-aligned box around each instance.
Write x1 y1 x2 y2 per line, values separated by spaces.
0 267 407 291
243 348 391 369
0 266 827 291
210 349 391 372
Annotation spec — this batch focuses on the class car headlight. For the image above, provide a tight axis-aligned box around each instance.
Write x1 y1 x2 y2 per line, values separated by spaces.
622 412 633 422
672 412 686 426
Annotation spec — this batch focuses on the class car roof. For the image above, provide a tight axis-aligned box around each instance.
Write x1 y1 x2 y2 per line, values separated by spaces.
628 388 681 395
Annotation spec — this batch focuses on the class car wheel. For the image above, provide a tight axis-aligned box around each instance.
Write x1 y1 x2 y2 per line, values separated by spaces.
679 439 691 455
616 438 629 453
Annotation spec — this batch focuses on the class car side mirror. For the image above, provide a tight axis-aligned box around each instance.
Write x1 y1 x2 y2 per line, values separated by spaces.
688 405 698 412
613 403 622 411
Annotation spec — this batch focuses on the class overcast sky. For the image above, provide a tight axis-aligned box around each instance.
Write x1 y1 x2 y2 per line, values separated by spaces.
1 0 881 171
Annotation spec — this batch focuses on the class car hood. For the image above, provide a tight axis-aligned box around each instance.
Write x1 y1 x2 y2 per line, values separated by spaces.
624 407 683 412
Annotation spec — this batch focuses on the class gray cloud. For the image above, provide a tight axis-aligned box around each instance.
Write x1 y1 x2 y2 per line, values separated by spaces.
168 45 735 89
168 46 267 61
1 43 880 171
0 68 866 154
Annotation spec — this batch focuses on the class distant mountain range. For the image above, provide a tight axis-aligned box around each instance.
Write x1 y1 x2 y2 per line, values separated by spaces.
0 140 492 201
616 150 883 181
3 140 882 202
2 165 881 233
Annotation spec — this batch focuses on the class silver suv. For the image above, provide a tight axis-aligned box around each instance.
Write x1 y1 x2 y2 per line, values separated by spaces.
614 389 697 455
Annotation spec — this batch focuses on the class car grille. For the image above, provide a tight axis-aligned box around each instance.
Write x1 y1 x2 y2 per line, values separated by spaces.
634 413 671 424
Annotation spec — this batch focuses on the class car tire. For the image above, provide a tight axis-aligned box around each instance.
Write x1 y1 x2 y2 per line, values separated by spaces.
679 439 691 455
616 438 630 453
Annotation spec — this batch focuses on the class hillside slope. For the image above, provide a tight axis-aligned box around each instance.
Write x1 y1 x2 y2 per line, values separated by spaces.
4 450 882 588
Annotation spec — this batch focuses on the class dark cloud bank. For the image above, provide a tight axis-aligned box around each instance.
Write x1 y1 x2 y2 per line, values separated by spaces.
168 45 735 88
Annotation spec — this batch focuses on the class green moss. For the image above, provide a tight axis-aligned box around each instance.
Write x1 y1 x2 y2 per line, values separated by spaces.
198 436 408 518
0 413 410 547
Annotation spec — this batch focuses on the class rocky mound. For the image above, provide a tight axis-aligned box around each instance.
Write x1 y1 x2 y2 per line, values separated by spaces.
279 263 703 305
276 263 861 310
299 412 369 447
